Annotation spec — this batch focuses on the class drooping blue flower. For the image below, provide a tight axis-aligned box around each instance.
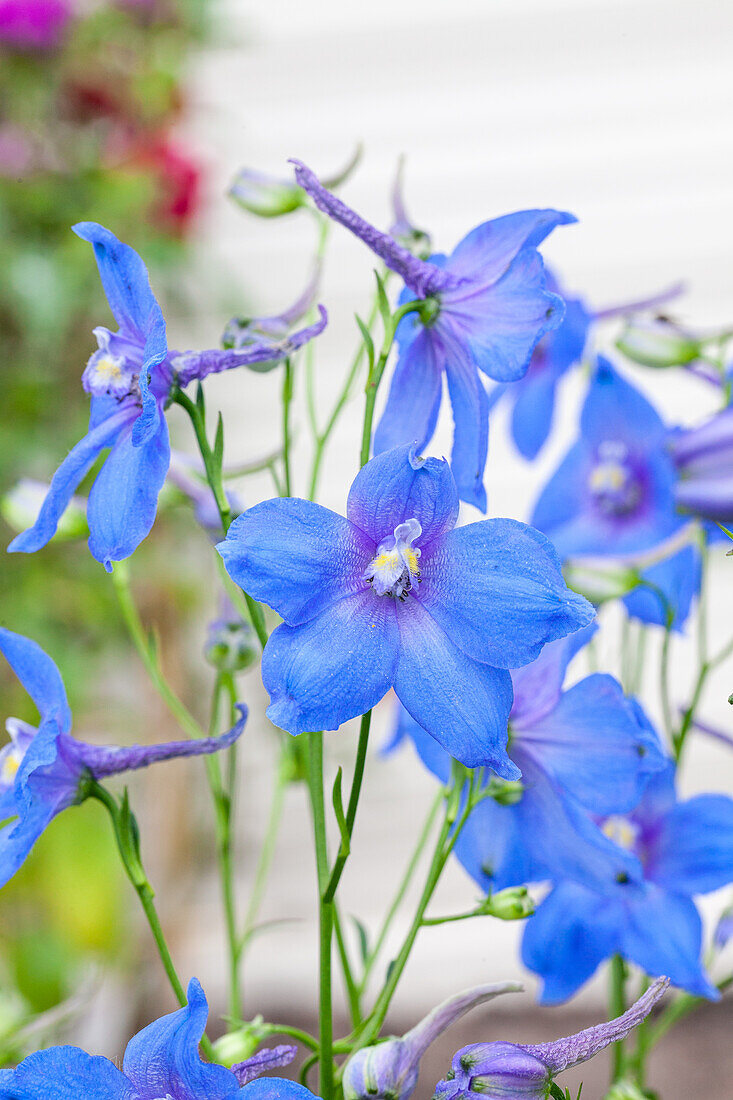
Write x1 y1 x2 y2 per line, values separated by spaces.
433 978 668 1100
387 626 665 894
0 977 317 1100
0 628 246 889
218 444 593 777
522 748 733 1003
531 356 700 629
292 160 572 510
343 983 520 1100
7 222 326 570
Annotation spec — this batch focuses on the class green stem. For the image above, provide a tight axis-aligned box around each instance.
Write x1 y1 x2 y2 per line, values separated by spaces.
323 711 371 903
240 745 288 956
305 732 335 1100
609 955 627 1083
358 299 424 467
282 358 294 496
90 784 216 1060
659 621 674 742
333 904 363 1028
357 789 442 996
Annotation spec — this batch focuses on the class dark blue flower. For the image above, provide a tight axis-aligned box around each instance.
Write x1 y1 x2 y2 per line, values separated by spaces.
434 978 668 1100
0 628 246 889
0 977 316 1099
8 222 326 570
292 160 572 510
387 626 664 894
522 750 733 1002
218 444 593 777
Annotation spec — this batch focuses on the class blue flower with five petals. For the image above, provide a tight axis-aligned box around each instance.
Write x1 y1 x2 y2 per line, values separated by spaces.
8 223 326 571
0 628 246 889
0 977 316 1100
218 444 593 777
292 160 572 510
387 626 665 894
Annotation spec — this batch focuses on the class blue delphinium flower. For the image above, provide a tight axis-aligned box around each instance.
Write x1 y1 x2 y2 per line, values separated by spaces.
343 983 520 1100
387 626 664 894
292 160 572 510
434 978 668 1100
8 222 326 571
531 355 700 630
522 746 733 1002
0 628 246 888
218 444 593 776
0 977 316 1100
669 404 733 523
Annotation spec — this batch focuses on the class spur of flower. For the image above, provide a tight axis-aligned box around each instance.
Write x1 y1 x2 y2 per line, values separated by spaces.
0 628 246 888
387 626 664 894
434 978 668 1100
522 745 733 1003
0 977 315 1100
218 443 593 777
7 222 326 571
292 159 572 510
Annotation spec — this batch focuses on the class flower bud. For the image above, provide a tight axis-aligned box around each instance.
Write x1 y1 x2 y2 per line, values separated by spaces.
616 318 700 368
230 170 306 218
434 1042 549 1100
486 777 524 807
2 478 87 540
564 560 640 605
212 1016 266 1065
603 1081 649 1100
205 617 258 672
483 887 535 922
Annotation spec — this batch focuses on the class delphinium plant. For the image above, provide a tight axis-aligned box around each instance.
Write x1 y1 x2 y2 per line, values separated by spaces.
2 150 733 1100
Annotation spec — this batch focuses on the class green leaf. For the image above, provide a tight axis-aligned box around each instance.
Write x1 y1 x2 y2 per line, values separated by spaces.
213 412 225 469
355 314 375 373
374 271 392 333
351 916 370 966
331 767 350 858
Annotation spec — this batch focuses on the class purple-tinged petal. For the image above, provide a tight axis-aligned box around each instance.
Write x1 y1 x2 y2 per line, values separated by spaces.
8 406 135 556
623 544 701 631
620 885 718 998
668 405 733 468
86 410 170 570
0 1045 134 1100
510 365 559 460
262 592 399 735
175 307 328 388
442 248 565 384
521 882 623 1005
581 357 666 451
347 445 459 547
630 753 677 830
446 209 576 287
373 328 443 457
240 1080 319 1100
521 976 668 1074
436 1042 549 1100
392 596 517 776
419 520 594 669
123 978 241 1099
674 472 733 522
291 160 449 298
442 336 489 511
72 704 247 780
510 624 597 728
218 500 373 627
405 983 522 1060
519 673 666 815
233 1046 297 1085
0 629 71 729
644 792 733 896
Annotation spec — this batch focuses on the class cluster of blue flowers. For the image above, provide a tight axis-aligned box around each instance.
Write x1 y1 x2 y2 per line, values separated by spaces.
2 152 733 1097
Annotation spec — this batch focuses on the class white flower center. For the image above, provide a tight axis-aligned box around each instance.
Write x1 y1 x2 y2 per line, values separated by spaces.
364 519 422 601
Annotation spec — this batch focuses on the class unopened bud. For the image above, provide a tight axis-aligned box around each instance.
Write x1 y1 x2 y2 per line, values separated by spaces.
212 1016 266 1066
604 1081 650 1100
486 777 524 807
616 318 700 368
230 170 305 218
484 887 534 922
205 617 258 672
564 561 640 605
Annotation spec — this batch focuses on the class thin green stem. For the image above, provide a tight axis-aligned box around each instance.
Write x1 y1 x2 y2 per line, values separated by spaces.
357 789 442 996
240 745 288 956
323 711 371 903
609 955 627 1084
333 904 363 1028
660 622 674 742
282 358 294 496
305 732 335 1100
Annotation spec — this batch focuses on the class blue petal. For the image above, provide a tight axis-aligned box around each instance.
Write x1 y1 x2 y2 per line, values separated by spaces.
123 978 240 1099
623 545 701 631
510 624 597 727
647 793 733 895
446 210 576 288
530 441 595 556
442 337 489 511
72 222 167 349
241 1080 319 1100
510 367 558 460
86 410 170 570
0 629 70 728
518 673 666 814
373 328 443 456
418 519 594 669
392 596 517 776
521 882 622 1005
0 1046 133 1099
441 249 565 383
385 704 453 784
347 445 459 546
630 754 677 830
218 501 373 627
452 792 537 892
581 357 666 451
8 407 134 556
620 885 718 998
262 591 399 734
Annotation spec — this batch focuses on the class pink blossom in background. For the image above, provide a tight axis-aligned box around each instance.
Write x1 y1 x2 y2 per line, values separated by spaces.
0 0 73 50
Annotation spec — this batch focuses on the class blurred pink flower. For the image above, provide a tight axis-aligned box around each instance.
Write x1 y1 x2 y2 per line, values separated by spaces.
0 0 73 50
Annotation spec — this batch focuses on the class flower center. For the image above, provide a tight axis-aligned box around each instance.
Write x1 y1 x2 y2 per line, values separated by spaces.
588 441 642 517
0 718 35 794
364 519 422 600
82 326 140 400
601 815 639 852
